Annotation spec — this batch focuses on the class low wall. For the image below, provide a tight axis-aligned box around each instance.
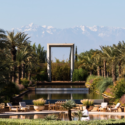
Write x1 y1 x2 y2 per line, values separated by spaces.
37 81 85 85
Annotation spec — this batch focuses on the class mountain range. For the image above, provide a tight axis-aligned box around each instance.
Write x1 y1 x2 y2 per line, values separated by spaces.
12 23 125 61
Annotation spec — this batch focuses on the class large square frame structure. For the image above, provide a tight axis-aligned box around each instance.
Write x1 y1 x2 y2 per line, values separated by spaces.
47 43 74 82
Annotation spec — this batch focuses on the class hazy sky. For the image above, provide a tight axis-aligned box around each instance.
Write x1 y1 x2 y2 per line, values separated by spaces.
1 0 125 30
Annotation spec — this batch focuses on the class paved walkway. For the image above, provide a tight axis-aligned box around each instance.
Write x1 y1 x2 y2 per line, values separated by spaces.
0 110 125 116
0 110 65 116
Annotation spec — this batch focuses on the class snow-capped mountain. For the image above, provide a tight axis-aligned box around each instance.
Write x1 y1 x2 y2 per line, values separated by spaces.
12 23 125 60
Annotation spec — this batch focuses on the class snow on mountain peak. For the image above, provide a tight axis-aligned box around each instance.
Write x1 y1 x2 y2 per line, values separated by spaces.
80 26 85 32
11 24 125 60
42 25 46 28
29 23 34 27
47 26 53 29
87 25 97 32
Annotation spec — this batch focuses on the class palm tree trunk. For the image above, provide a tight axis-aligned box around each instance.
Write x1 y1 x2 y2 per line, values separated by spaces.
101 69 104 77
107 71 109 77
118 62 121 78
68 109 72 121
11 46 17 83
112 63 116 84
21 64 25 78
90 70 93 75
97 66 99 76
19 66 21 84
104 60 106 78
28 71 31 80
97 66 101 76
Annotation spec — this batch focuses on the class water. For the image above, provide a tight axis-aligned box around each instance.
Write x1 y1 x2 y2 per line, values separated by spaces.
21 85 103 100
0 113 124 120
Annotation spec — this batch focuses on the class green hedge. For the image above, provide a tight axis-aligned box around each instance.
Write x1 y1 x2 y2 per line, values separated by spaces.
1 118 125 125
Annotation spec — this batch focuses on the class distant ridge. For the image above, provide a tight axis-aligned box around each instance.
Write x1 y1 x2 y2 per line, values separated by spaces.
12 23 125 60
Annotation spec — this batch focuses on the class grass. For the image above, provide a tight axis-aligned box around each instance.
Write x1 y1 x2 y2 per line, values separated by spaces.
1 118 125 125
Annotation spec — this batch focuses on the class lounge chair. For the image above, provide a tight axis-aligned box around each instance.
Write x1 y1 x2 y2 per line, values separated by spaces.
107 103 120 112
19 102 30 111
7 103 19 112
97 102 108 111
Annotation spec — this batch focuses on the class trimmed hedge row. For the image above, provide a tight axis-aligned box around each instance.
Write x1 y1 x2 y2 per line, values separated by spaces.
1 118 125 125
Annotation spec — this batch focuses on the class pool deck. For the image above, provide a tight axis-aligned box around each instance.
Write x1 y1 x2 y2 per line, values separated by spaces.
0 110 125 116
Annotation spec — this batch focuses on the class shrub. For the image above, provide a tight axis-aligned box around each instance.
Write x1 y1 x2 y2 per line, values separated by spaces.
86 75 97 82
103 85 114 97
20 78 29 88
80 99 94 106
44 114 58 120
2 118 125 125
31 71 48 81
85 75 96 88
72 69 79 81
72 68 88 81
0 82 19 103
91 77 102 91
33 98 46 106
113 79 125 99
85 75 113 94
96 77 113 93
52 63 70 81
37 71 48 81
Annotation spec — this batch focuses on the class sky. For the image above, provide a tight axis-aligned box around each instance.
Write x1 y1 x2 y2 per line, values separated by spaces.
1 0 125 61
1 0 125 30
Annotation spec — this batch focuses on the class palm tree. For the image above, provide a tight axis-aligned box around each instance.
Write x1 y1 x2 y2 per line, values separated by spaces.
79 52 96 75
0 29 12 89
0 29 9 49
113 41 125 78
3 31 31 82
32 43 46 63
61 100 76 121
100 46 118 84
93 50 103 76
16 46 33 84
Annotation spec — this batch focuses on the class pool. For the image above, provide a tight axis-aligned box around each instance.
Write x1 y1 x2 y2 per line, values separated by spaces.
0 113 124 120
21 85 103 100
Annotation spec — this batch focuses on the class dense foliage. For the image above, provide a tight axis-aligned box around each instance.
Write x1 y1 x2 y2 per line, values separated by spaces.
20 78 29 88
44 114 58 120
113 79 125 99
0 82 19 102
78 41 125 84
85 75 113 93
72 68 88 81
0 30 46 102
51 63 70 81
